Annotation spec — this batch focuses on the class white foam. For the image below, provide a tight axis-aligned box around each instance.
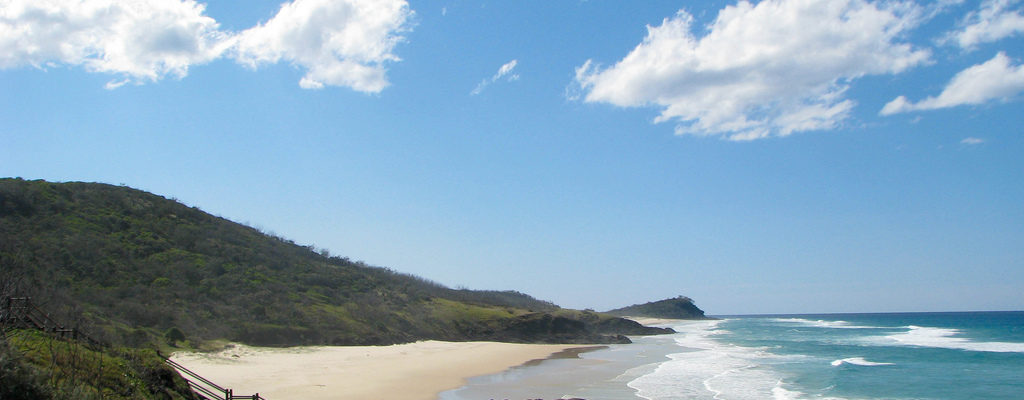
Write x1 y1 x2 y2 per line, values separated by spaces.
771 318 879 329
830 357 894 367
874 325 1024 353
628 320 828 400
771 385 805 400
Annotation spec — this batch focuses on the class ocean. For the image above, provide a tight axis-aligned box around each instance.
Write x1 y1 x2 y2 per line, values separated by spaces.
439 312 1024 400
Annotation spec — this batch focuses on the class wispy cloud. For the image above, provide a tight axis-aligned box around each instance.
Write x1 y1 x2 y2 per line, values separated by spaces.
948 0 1024 49
880 52 1024 115
570 0 931 141
961 137 986 144
471 59 519 95
0 0 413 92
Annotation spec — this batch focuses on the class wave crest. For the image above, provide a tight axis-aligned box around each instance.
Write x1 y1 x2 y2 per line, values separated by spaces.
875 326 1024 353
830 357 893 367
771 318 879 329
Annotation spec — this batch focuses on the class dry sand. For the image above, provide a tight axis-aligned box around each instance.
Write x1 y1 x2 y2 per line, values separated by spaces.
170 341 584 400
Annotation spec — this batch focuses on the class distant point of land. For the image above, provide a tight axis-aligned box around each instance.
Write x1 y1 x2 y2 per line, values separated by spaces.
606 296 710 320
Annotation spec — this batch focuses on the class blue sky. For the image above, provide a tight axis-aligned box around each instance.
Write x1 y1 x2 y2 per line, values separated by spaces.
2 0 1023 314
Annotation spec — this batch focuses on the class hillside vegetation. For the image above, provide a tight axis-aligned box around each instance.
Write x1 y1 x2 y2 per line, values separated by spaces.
0 330 195 400
0 178 670 348
606 296 709 320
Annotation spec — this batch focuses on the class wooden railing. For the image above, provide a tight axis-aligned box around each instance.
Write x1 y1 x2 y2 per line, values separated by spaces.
163 355 265 400
1 296 266 400
1 296 104 348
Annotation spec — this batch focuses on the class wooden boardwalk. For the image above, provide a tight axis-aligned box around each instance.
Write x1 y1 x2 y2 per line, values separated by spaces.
163 354 265 400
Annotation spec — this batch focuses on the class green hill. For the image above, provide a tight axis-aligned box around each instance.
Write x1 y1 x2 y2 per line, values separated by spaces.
606 296 709 319
0 178 670 348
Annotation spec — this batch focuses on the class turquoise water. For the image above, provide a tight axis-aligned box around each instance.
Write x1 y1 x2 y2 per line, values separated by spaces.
440 312 1024 400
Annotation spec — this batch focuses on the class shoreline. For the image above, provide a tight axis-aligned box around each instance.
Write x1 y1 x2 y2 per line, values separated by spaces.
170 341 595 400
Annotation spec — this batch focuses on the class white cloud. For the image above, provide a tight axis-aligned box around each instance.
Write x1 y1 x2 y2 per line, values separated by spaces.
571 0 931 141
880 52 1024 114
961 137 985 144
950 0 1024 49
233 0 412 92
0 0 413 92
0 0 230 87
471 59 519 95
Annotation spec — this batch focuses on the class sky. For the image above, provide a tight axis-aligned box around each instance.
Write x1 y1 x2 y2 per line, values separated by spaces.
2 0 1023 315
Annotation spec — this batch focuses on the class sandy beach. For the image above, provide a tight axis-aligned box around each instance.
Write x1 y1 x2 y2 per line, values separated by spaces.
170 341 585 400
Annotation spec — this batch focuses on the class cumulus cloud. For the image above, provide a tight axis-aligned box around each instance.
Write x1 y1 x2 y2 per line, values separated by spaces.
949 0 1024 49
233 0 412 92
0 0 413 92
471 59 520 95
0 0 229 88
880 52 1024 114
571 0 931 140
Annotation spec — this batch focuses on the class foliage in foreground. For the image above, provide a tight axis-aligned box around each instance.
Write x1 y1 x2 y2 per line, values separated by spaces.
0 330 194 400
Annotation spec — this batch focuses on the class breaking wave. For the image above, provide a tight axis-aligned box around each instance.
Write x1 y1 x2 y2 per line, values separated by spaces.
873 326 1024 353
627 320 836 400
830 357 894 367
771 318 880 329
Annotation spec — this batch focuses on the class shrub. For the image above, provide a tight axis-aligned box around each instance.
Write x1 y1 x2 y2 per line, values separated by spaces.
164 327 185 344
